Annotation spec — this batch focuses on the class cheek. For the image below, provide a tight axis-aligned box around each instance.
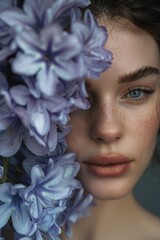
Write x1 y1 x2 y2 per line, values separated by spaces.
66 111 87 153
126 105 159 163
129 109 158 141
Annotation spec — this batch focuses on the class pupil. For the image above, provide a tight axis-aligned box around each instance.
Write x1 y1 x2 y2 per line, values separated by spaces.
131 90 140 98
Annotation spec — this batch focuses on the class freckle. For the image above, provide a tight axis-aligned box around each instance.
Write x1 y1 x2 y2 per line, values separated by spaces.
70 113 84 130
73 120 82 130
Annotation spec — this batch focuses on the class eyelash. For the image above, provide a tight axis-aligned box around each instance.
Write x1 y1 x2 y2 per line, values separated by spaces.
85 87 154 106
122 87 154 102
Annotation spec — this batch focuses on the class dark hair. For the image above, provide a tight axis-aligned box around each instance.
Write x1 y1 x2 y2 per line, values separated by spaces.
89 0 160 47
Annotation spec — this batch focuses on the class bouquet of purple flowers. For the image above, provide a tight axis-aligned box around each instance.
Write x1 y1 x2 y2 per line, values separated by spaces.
0 0 112 239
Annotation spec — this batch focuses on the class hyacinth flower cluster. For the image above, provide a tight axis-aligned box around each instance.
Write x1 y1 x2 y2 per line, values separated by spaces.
0 0 112 239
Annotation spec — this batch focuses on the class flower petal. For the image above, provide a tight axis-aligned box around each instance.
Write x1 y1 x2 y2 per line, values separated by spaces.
0 121 23 157
49 0 90 21
28 194 44 219
0 46 15 61
23 132 49 156
0 202 12 228
10 85 30 106
15 30 43 54
28 101 50 136
37 67 59 96
12 52 42 76
46 124 57 152
0 183 12 202
30 165 45 185
55 60 82 80
12 202 34 235
0 8 30 27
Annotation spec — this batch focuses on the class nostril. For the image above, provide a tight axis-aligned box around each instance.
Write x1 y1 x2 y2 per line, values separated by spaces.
91 124 123 144
95 135 121 143
95 137 103 142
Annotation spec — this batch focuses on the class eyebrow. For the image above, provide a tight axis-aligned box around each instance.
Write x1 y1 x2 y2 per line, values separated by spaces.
118 66 160 83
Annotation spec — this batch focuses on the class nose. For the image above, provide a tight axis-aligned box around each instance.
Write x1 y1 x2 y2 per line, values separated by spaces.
90 103 123 144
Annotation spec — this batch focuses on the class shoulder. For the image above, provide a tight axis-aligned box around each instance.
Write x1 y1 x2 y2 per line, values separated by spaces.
148 214 160 240
137 208 160 240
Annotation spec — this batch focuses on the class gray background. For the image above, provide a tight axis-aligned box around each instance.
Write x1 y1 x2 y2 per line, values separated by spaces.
134 162 160 217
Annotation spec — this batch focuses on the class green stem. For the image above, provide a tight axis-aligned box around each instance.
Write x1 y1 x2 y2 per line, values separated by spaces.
0 157 9 184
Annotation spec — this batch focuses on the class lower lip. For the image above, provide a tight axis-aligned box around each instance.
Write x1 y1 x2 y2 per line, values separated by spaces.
86 162 131 177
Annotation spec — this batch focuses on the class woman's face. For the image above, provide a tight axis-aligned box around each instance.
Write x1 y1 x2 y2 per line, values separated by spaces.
66 19 160 200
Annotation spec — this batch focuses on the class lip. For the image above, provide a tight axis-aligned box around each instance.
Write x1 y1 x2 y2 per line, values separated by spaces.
83 154 132 177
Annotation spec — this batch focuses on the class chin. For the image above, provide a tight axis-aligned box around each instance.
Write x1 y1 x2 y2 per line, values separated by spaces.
79 172 135 201
85 185 131 200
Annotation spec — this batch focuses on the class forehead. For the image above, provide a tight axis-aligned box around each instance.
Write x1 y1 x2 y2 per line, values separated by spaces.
99 17 160 71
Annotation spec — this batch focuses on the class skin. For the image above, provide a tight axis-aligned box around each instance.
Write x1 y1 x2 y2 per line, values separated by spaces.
66 18 160 201
63 18 160 240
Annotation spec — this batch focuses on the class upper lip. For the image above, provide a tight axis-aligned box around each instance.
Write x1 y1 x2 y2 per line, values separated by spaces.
83 154 132 166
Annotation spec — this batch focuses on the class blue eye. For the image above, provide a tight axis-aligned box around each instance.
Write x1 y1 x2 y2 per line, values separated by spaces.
127 89 144 99
123 88 154 102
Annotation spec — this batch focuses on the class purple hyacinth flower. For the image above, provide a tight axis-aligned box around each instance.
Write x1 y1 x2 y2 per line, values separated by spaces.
58 189 93 239
0 183 37 236
0 71 76 156
0 0 90 32
47 0 90 23
0 72 59 157
12 25 84 97
33 205 65 240
0 1 95 84
14 204 65 240
0 1 114 237
4 81 72 154
62 79 90 112
71 9 113 79
24 153 81 219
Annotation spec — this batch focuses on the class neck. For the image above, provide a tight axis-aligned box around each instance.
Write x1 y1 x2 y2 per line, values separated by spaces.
93 192 137 219
69 192 143 240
